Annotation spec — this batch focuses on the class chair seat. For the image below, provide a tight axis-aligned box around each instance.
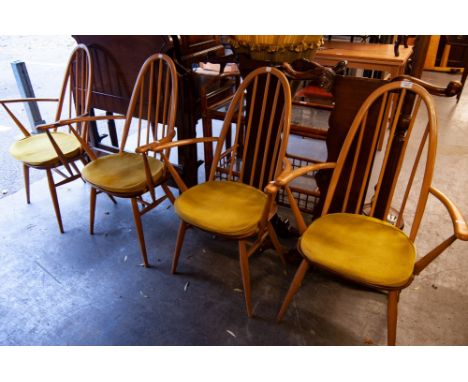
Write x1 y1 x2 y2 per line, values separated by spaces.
82 152 164 195
174 181 268 237
9 132 82 167
300 213 416 287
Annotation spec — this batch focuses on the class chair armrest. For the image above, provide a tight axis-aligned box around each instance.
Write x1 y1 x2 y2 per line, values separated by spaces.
36 114 126 131
135 136 220 193
277 162 336 187
135 136 220 154
392 75 462 98
135 133 176 154
265 162 335 194
430 186 468 240
0 97 58 104
0 98 60 137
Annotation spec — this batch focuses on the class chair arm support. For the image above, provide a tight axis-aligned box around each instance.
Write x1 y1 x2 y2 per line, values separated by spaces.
135 136 220 154
429 186 468 240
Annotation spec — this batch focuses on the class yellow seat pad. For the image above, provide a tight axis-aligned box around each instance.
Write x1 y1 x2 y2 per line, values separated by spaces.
300 213 416 287
9 132 82 167
82 152 164 195
174 181 268 237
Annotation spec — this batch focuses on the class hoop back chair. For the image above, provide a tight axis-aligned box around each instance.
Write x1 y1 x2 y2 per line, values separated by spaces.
149 66 292 317
79 53 178 267
272 80 468 344
0 44 93 232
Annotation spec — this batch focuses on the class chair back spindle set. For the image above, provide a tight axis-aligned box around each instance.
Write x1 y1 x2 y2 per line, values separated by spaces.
1 47 467 345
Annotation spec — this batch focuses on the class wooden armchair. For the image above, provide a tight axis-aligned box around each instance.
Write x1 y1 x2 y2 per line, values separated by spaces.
76 53 178 267
0 44 93 232
145 67 292 317
273 79 468 345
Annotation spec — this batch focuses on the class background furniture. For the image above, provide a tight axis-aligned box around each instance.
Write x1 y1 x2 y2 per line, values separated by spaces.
315 40 413 79
276 59 346 214
445 36 468 101
72 35 236 187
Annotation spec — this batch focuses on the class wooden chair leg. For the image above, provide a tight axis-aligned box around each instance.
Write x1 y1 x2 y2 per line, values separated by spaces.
267 222 286 267
46 169 64 233
387 290 399 346
172 220 188 274
23 164 30 204
162 183 176 204
90 187 97 235
131 198 149 268
239 240 253 318
277 259 310 321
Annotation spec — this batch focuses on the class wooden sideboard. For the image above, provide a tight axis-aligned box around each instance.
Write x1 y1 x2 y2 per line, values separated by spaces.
315 41 413 78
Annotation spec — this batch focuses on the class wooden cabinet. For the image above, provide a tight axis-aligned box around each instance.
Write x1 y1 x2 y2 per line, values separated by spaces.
424 35 468 71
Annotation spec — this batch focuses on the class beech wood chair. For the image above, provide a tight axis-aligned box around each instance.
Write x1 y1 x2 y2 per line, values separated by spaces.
272 79 468 345
146 66 292 317
78 53 178 267
0 44 93 233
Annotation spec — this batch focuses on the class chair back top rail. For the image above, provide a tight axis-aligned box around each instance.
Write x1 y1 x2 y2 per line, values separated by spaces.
120 53 178 155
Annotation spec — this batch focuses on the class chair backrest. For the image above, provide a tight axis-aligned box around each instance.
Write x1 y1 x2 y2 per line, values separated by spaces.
209 66 292 190
321 80 437 242
54 44 93 136
119 53 178 155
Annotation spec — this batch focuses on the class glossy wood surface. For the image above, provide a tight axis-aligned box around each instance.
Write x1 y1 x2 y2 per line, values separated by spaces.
315 41 413 77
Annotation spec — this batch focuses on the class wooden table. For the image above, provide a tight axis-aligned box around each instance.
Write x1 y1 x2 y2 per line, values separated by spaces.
315 41 413 78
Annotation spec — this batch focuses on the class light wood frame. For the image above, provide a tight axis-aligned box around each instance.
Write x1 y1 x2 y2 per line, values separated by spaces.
271 80 468 345
76 53 179 267
0 44 93 232
145 66 292 317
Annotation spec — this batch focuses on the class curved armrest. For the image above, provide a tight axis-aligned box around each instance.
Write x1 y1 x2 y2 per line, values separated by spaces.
135 136 220 154
0 97 58 104
392 75 462 98
59 114 126 125
36 114 126 131
276 162 336 186
430 186 468 240
135 133 176 154
265 162 335 194
0 98 60 137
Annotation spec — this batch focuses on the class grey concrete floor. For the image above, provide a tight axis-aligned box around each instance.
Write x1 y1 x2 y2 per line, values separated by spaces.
0 37 467 345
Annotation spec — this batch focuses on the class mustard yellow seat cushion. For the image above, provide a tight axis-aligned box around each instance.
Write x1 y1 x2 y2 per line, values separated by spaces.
9 132 81 167
300 213 416 287
174 181 268 237
82 152 164 195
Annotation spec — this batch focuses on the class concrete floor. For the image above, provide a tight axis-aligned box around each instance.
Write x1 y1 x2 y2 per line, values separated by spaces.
0 37 467 345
